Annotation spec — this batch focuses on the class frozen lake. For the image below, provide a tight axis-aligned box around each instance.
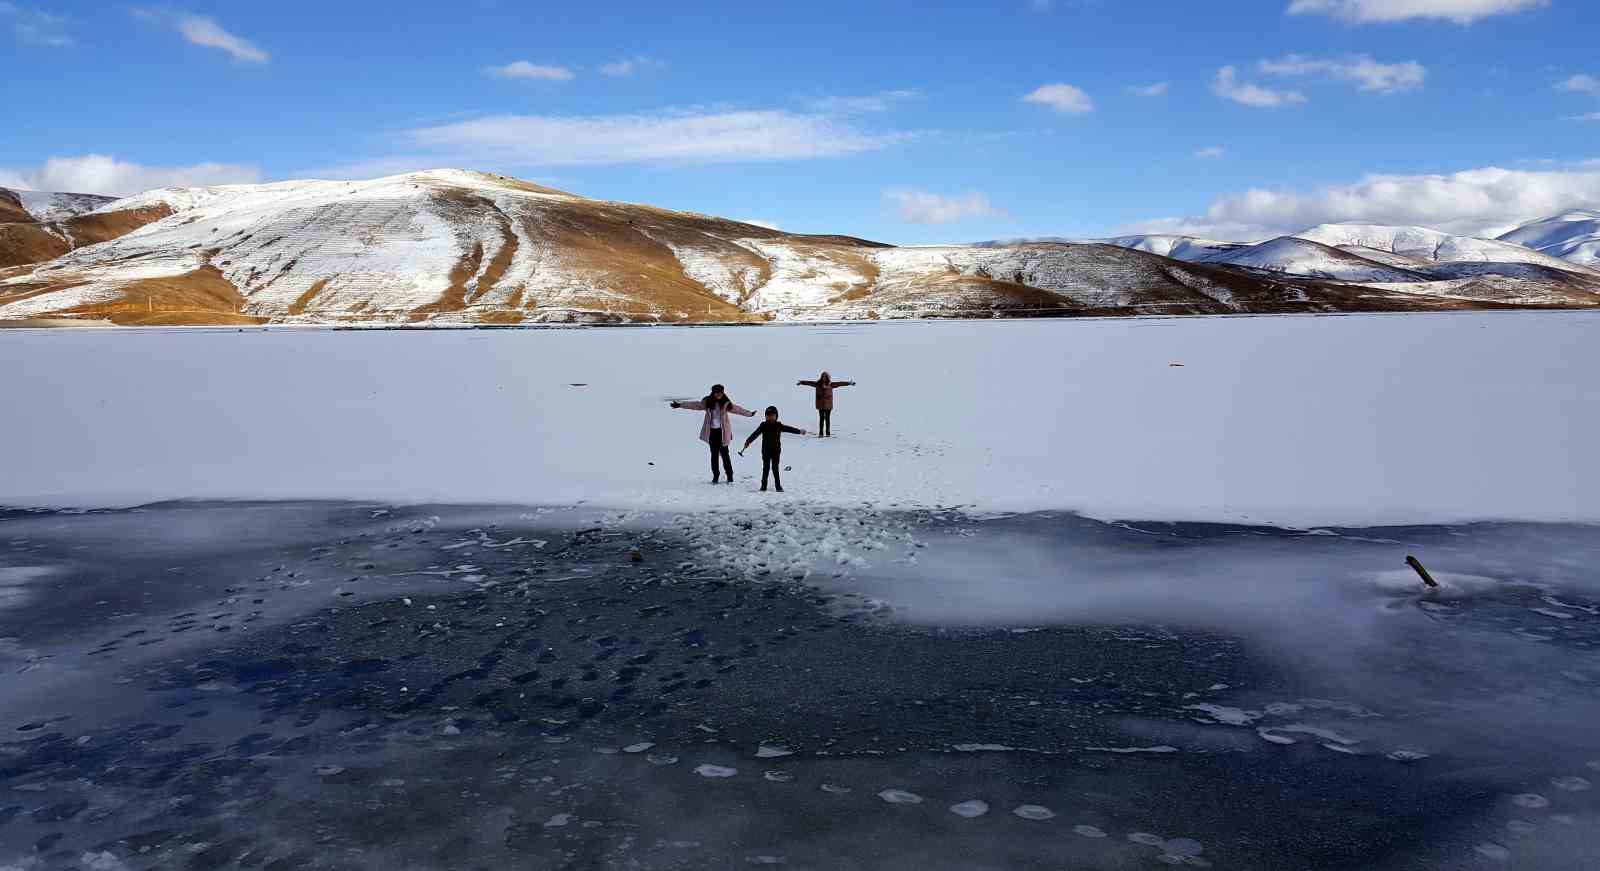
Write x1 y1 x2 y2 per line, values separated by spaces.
2 311 1598 525
2 314 1598 868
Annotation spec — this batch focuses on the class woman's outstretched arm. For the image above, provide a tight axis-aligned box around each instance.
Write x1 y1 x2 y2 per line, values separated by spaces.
797 380 817 387
729 403 757 417
672 399 706 410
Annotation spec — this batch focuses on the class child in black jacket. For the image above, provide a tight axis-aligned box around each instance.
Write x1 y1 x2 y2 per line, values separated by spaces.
740 406 807 492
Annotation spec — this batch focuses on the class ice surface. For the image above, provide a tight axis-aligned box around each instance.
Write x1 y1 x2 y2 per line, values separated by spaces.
2 314 1597 530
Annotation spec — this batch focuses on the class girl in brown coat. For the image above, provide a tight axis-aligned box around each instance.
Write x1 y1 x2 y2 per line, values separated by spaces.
796 371 856 437
670 384 756 483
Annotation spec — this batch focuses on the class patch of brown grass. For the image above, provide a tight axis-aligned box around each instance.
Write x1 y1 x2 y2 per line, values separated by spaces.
287 278 332 316
61 205 174 247
0 223 71 268
62 265 267 326
0 191 31 224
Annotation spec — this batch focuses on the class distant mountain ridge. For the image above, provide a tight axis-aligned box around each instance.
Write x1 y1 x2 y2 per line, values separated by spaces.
1498 210 1600 268
2 170 1597 325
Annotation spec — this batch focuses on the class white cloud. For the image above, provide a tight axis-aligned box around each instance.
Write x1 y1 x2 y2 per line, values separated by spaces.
176 14 268 63
1127 82 1169 97
406 109 910 166
1211 66 1307 108
0 154 259 197
1557 74 1600 97
1121 162 1600 241
1 2 71 46
599 56 662 77
885 190 1006 225
806 90 919 114
1258 54 1426 94
1022 83 1095 114
1195 146 1227 159
1285 0 1546 25
487 61 574 81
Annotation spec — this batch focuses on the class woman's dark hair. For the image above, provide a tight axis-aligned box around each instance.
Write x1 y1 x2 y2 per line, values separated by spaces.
765 405 778 416
818 371 831 385
703 384 731 407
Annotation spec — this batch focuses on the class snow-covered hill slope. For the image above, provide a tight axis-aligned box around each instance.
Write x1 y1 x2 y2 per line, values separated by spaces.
1099 234 1243 262
1203 236 1430 283
0 170 1588 325
1 186 170 270
1498 210 1600 268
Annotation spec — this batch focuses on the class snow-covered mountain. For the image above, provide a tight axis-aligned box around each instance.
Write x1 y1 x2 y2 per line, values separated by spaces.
0 187 114 223
1095 219 1600 308
2 170 1594 325
1498 210 1600 269
1 186 170 271
1294 223 1584 271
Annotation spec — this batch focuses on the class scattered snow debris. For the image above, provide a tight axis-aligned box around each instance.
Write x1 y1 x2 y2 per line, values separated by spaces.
878 789 923 804
755 745 794 758
1511 794 1550 809
1086 745 1179 754
694 764 737 778
1185 703 1261 726
1386 749 1430 762
1551 776 1591 792
1475 843 1512 860
1073 824 1108 838
622 742 655 753
1013 805 1056 820
949 800 990 818
952 743 1014 752
544 813 573 828
820 783 852 794
79 853 132 871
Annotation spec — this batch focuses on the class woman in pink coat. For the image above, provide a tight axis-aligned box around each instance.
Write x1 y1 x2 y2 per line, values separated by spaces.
670 384 756 483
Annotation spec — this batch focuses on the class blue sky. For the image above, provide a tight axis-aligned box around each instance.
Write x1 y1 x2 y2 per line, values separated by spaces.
3 0 1599 243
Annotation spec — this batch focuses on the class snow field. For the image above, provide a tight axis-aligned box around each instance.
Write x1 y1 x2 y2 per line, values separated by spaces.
2 313 1598 529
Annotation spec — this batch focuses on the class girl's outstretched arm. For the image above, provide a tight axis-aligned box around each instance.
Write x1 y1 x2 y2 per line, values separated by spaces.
835 381 856 388
730 403 757 417
797 380 817 387
673 399 706 411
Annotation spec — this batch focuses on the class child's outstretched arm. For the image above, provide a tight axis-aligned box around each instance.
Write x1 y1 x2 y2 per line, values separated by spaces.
797 379 818 387
780 424 806 436
739 426 762 455
835 381 856 388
